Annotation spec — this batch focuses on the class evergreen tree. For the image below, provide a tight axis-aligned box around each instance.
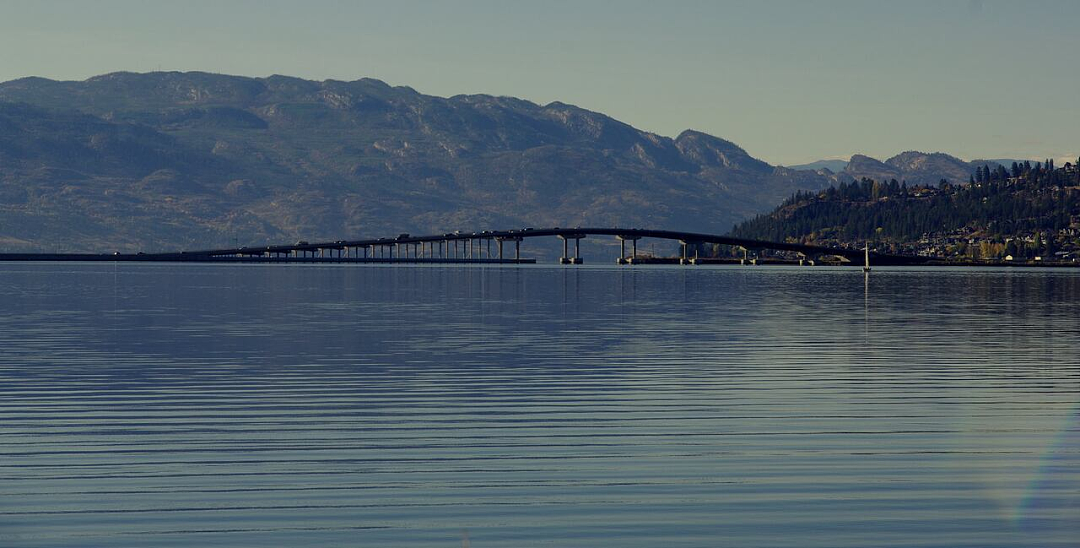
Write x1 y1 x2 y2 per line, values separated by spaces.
1044 233 1057 257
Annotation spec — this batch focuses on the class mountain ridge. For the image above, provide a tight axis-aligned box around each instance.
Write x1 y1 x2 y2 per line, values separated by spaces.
793 151 1016 186
0 71 836 252
0 71 1048 252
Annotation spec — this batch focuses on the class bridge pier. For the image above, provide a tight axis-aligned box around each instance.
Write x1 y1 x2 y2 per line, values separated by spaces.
496 236 523 262
737 246 759 266
616 235 640 265
558 234 584 264
679 240 699 265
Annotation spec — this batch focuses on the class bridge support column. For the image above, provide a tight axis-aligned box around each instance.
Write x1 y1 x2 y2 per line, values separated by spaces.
679 240 692 265
738 246 749 265
616 235 641 265
739 247 759 265
495 236 522 261
558 234 584 265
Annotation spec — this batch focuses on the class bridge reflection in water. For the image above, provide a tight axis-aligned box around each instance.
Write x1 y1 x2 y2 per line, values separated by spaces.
0 227 933 266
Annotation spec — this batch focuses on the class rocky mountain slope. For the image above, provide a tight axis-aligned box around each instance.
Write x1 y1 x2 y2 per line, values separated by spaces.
0 71 834 252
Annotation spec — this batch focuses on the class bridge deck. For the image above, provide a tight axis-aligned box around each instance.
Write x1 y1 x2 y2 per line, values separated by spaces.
0 227 936 266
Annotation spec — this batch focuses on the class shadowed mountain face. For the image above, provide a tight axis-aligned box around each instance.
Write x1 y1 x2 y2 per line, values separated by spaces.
0 71 834 252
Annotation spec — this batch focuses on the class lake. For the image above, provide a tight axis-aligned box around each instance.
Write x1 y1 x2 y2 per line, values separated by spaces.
0 264 1077 547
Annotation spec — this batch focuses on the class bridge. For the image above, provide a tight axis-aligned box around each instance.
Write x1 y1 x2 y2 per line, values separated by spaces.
0 227 934 266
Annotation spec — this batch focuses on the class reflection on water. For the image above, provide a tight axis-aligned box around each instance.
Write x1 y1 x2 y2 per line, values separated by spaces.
0 264 1077 547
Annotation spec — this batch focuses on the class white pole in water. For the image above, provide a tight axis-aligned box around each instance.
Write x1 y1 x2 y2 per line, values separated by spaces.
863 244 871 272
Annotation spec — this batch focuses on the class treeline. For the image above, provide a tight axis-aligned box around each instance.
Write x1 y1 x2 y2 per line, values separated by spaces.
729 159 1080 244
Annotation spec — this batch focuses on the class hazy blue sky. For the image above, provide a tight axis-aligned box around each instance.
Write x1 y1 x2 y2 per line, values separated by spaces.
0 0 1077 165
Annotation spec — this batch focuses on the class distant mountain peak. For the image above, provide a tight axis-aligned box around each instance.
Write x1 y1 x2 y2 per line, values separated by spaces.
846 153 897 171
784 158 849 173
841 151 1002 185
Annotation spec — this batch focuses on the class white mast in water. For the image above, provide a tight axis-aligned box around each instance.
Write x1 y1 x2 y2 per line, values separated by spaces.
863 244 871 272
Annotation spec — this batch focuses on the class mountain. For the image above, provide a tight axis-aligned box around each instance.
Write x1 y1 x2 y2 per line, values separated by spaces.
785 152 1022 187
0 71 835 252
785 159 849 173
841 151 1004 186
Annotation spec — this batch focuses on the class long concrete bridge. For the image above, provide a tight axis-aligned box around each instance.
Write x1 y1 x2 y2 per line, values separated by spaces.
0 227 935 266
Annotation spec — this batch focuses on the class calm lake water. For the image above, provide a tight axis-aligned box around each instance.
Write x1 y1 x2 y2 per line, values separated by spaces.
0 264 1077 547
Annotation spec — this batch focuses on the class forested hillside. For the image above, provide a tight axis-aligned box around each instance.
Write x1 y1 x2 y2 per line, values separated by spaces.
730 160 1080 259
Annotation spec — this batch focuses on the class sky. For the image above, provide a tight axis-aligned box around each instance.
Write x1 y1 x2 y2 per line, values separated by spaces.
0 0 1077 166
